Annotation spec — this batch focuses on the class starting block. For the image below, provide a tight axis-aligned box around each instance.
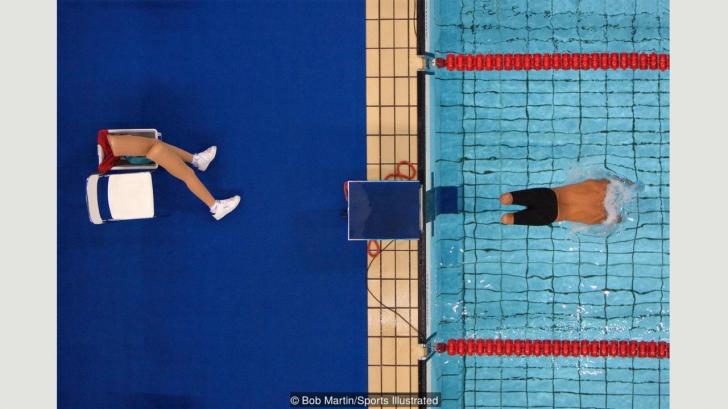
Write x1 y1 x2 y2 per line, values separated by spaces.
347 181 421 240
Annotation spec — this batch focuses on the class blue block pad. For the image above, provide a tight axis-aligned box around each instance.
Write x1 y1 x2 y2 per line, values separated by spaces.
348 181 421 240
425 186 461 222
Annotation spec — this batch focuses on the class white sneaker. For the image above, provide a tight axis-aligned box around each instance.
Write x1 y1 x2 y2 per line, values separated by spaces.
211 195 241 220
192 146 217 171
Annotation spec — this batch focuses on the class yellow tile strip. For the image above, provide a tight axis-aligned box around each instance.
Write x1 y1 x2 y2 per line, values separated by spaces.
366 1 423 407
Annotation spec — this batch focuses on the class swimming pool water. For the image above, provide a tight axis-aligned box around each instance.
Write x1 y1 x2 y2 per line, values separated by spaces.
425 0 669 408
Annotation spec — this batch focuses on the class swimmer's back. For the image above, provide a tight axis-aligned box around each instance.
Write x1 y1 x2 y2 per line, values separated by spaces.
553 179 609 224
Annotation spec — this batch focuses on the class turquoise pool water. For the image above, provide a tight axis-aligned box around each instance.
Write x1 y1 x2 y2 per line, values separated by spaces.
425 0 669 407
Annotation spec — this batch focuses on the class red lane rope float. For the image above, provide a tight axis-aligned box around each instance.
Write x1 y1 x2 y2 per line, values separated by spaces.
435 52 669 71
434 338 669 359
343 160 418 258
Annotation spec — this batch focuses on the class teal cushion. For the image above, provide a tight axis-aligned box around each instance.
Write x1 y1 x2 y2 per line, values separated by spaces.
125 156 154 165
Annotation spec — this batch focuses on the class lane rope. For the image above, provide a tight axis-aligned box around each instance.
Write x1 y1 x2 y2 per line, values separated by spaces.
436 338 670 359
435 52 669 71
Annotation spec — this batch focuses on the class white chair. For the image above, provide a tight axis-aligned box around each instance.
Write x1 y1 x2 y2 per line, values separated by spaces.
98 128 162 171
86 172 155 224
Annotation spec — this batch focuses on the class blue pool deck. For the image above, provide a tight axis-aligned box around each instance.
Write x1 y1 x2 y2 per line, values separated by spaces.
58 2 367 408
422 0 670 408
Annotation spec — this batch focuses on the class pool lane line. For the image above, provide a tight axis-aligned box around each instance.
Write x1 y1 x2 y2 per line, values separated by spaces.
435 338 669 359
435 52 669 72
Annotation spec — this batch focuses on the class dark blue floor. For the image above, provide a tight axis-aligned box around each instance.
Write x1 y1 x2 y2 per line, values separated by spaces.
58 1 365 408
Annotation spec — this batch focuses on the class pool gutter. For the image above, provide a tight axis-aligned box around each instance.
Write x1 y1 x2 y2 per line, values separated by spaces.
416 1 429 405
417 70 427 346
416 0 425 55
